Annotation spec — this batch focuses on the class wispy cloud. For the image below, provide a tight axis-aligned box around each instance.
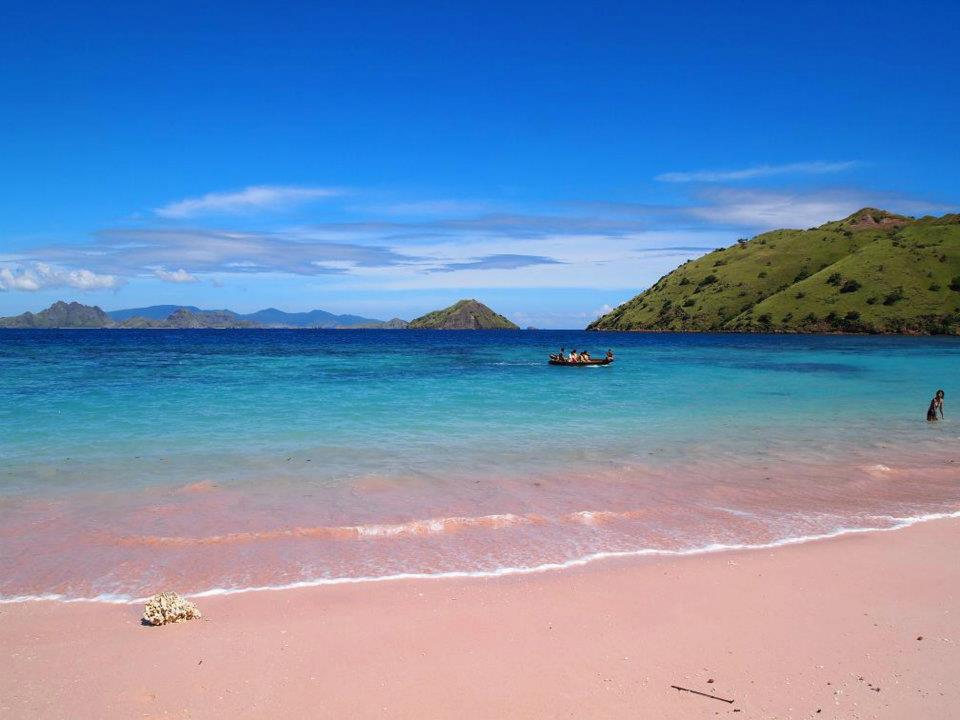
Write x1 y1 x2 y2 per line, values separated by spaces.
154 267 199 283
364 200 494 217
685 187 943 229
154 185 342 218
0 263 121 292
293 213 652 243
634 245 720 253
429 254 563 273
11 210 734 294
656 161 860 183
33 228 423 277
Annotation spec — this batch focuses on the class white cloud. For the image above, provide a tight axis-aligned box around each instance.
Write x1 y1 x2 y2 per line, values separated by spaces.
154 185 341 218
689 188 859 228
0 268 42 291
23 211 724 291
684 187 948 230
68 228 418 276
154 267 199 283
0 263 121 292
656 161 859 183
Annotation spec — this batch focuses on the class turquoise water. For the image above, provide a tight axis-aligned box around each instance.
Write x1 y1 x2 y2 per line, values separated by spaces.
1 329 959 601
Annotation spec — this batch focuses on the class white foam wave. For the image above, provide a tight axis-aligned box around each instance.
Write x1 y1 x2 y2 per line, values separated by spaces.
713 506 761 518
113 512 539 547
0 592 140 605
4 509 958 606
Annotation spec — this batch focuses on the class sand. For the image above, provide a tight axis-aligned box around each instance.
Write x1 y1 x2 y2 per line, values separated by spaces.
2 517 958 719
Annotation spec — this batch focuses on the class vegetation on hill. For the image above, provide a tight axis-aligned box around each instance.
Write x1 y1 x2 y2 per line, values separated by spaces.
407 299 519 329
588 209 960 334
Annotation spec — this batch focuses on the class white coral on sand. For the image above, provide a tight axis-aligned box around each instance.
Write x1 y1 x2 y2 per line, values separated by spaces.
142 591 202 626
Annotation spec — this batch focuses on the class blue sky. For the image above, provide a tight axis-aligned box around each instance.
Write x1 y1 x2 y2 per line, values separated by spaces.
1 0 957 327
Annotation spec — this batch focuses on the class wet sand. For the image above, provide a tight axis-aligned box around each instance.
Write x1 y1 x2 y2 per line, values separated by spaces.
2 517 958 719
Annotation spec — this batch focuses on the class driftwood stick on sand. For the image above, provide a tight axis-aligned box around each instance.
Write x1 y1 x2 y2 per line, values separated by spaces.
670 685 734 703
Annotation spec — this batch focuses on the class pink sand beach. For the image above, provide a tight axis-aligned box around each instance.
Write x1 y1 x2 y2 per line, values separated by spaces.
3 516 958 719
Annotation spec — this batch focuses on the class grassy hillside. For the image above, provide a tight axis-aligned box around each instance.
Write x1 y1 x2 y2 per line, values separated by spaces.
589 209 960 334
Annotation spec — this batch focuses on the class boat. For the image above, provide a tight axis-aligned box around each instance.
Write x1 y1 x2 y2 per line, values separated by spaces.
548 356 613 366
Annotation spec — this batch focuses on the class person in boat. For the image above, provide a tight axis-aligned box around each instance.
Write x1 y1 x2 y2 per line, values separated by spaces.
605 349 614 361
569 349 579 362
927 389 945 421
580 350 591 362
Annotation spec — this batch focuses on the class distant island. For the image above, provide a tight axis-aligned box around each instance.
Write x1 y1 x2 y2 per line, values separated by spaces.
0 299 520 330
0 302 409 330
407 299 519 330
590 209 960 335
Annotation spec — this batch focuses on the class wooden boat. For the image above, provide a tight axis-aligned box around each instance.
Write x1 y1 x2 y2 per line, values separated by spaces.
548 357 613 366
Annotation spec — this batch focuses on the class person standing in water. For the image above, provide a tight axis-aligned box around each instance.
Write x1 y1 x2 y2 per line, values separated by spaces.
927 389 945 421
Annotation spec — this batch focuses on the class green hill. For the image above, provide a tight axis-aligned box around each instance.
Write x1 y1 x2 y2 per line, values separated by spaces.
588 209 960 334
407 299 519 329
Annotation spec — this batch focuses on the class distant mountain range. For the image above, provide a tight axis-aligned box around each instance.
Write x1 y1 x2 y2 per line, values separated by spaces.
0 299 522 330
0 299 526 331
590 209 960 335
106 305 397 328
1 296 530 331
106 304 206 321
0 302 410 329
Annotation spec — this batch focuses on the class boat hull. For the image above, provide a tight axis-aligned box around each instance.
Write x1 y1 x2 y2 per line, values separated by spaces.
548 358 613 366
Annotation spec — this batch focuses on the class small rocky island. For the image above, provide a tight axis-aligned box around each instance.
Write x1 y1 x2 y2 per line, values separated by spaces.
407 299 519 329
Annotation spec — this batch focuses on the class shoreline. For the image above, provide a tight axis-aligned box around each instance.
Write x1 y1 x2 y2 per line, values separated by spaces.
4 328 960 336
3 515 959 718
3 507 959 606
